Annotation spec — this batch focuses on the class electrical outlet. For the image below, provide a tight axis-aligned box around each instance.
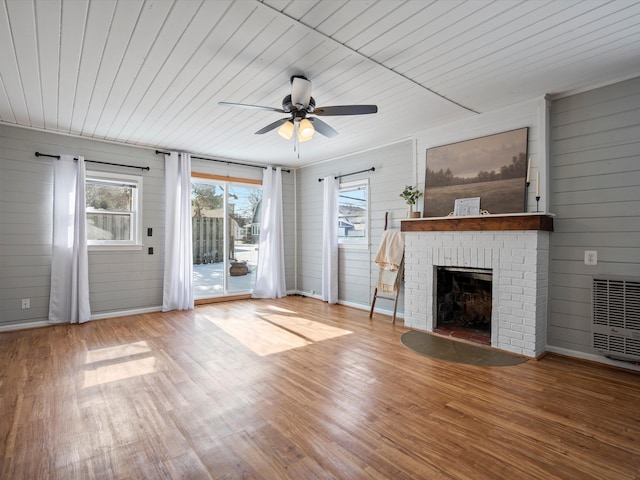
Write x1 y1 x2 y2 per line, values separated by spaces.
584 250 597 266
21 298 30 309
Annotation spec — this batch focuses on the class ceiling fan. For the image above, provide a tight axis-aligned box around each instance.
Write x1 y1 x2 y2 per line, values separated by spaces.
219 75 378 143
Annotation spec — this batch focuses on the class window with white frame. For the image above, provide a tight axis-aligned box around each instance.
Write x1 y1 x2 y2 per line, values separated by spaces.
338 179 368 246
85 171 142 247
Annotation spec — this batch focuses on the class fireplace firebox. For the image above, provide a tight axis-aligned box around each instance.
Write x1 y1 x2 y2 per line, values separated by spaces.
436 267 492 343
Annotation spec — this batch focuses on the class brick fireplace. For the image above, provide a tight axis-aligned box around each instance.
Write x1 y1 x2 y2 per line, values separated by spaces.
401 214 553 358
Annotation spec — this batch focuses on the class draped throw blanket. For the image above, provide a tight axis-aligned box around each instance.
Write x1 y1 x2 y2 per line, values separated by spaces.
374 229 404 294
252 167 286 298
374 229 404 271
49 155 91 323
162 152 194 311
321 175 339 304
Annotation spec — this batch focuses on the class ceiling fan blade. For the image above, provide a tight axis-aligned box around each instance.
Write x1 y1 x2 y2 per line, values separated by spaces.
219 101 285 113
255 117 290 135
313 105 378 116
309 117 338 138
291 76 312 109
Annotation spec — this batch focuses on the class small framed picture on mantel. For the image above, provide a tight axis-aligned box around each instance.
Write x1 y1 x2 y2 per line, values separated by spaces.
454 197 480 216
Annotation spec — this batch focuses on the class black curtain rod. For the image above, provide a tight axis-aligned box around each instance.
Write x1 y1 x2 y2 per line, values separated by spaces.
35 152 150 171
318 166 375 182
155 150 291 173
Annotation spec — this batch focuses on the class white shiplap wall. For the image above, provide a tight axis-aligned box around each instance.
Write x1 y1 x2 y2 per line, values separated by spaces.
0 124 165 327
548 76 640 355
0 124 296 328
296 140 414 311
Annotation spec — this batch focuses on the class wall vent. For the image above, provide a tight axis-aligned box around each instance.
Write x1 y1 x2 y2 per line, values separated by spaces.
593 278 640 361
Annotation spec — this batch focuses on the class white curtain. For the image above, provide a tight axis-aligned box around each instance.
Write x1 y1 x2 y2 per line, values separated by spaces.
321 175 339 304
252 167 286 298
49 155 91 324
162 152 194 311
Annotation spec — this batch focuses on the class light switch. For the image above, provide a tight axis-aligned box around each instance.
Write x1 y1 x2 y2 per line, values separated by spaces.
584 250 597 265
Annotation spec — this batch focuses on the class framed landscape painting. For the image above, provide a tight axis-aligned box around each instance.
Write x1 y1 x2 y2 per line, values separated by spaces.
423 127 529 217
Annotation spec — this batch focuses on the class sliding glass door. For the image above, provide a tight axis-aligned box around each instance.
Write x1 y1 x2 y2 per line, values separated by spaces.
192 175 262 299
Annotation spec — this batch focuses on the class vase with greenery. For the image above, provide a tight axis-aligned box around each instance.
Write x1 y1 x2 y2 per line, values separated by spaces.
400 185 423 218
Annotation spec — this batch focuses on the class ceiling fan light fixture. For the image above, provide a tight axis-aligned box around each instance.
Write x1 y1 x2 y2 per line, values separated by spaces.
299 118 314 139
298 130 313 142
277 120 294 139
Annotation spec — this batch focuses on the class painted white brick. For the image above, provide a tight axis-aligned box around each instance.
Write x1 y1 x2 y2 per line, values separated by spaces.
512 264 536 273
503 345 523 355
508 331 524 341
518 234 538 249
481 233 495 243
502 270 523 279
403 228 549 358
511 295 527 306
499 292 512 301
500 276 513 286
521 294 536 306
511 323 525 333
520 309 536 321
470 248 478 266
503 285 523 294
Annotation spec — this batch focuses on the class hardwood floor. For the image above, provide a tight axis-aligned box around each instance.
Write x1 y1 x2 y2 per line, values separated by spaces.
1 296 639 479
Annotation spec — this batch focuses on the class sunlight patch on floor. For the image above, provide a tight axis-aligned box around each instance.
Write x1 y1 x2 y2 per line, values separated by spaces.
262 305 297 314
207 316 311 356
85 341 151 363
206 314 352 356
265 314 353 342
83 341 157 388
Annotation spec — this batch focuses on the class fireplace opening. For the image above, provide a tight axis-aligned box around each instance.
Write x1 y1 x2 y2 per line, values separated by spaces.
435 267 492 344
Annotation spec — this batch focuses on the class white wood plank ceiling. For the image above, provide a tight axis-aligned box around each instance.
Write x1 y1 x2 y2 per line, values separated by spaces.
1 0 639 167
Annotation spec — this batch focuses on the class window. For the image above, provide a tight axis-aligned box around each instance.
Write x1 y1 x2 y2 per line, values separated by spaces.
85 171 142 247
338 180 368 246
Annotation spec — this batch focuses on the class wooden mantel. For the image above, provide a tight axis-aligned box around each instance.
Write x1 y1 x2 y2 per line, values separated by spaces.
401 213 554 232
